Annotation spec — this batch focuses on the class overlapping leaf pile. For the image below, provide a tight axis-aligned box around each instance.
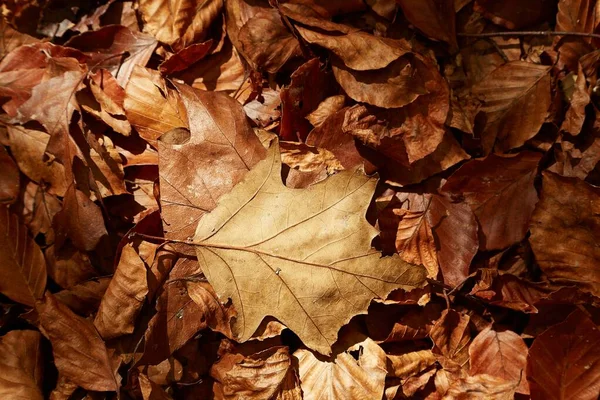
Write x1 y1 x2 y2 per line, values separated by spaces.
1 0 600 399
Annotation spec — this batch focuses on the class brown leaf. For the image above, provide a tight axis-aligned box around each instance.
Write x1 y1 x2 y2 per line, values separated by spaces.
158 81 266 240
22 182 62 241
280 58 327 141
139 0 223 51
94 244 149 339
211 346 302 400
295 339 387 400
0 145 19 204
243 87 281 128
294 24 411 70
0 17 39 60
553 0 598 70
529 172 600 297
44 243 98 290
54 277 111 316
65 25 157 87
280 141 344 189
0 330 43 400
194 141 427 355
306 95 346 128
37 292 119 392
305 107 363 170
396 0 457 49
332 55 428 109
176 40 246 91
430 309 471 372
387 346 437 379
469 326 529 394
141 277 232 365
443 374 516 400
6 125 68 196
561 65 591 135
442 152 541 251
0 207 47 307
159 40 214 74
237 8 302 73
471 61 551 153
124 66 189 144
53 185 108 252
527 309 600 400
138 373 173 400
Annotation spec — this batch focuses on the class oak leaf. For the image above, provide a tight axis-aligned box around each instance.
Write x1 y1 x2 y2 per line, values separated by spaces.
194 141 426 355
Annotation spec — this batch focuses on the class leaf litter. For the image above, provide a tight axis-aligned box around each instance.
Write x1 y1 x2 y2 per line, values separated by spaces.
1 0 600 399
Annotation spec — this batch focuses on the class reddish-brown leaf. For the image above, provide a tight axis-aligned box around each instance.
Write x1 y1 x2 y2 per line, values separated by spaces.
529 172 600 297
0 145 19 204
0 207 46 307
430 309 471 371
442 152 541 251
470 61 551 153
527 309 600 400
396 0 457 49
469 326 529 394
474 0 556 29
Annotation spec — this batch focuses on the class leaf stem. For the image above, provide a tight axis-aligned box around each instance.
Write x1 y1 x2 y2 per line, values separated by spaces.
458 31 600 40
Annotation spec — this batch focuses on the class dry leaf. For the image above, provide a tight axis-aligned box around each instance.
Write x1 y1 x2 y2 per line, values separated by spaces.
469 326 529 394
529 172 600 297
194 141 426 354
527 309 600 400
294 338 387 400
94 244 149 339
0 330 44 400
0 207 47 307
0 145 19 203
211 346 302 400
397 0 457 49
37 293 119 392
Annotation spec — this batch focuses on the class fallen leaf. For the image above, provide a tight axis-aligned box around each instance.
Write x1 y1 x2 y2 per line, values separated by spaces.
0 207 47 307
294 338 387 400
396 0 457 49
553 0 598 70
0 17 39 60
139 0 223 51
529 172 600 297
159 41 214 74
124 66 189 144
6 125 68 196
159 81 266 240
0 330 43 400
471 61 551 153
211 346 302 399
443 373 516 400
94 244 149 339
442 152 541 251
469 326 529 394
561 65 590 135
53 185 108 252
306 95 346 128
430 309 471 372
37 292 119 392
527 309 600 400
54 277 111 316
194 140 426 355
65 25 158 87
387 347 437 379
332 55 428 109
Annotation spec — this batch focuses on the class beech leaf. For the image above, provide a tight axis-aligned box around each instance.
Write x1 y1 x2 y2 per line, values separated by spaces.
0 207 47 307
194 141 427 355
0 330 44 400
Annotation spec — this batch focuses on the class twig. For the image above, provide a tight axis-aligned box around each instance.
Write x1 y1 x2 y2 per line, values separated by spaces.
458 31 600 40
